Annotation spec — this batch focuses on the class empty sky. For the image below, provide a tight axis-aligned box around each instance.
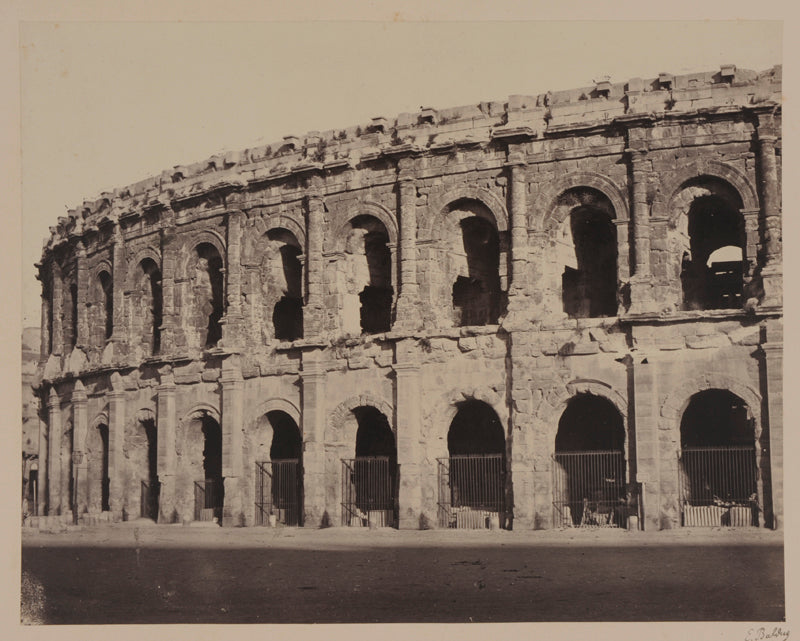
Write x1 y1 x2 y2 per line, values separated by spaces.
19 20 782 326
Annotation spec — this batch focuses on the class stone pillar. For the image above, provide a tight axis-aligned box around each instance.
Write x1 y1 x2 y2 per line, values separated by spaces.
110 223 127 358
504 153 531 325
51 262 64 357
107 373 126 519
394 339 422 528
156 367 177 522
37 400 48 517
47 387 62 515
394 160 421 330
75 243 89 350
756 114 782 307
627 147 654 314
71 381 89 517
301 349 327 526
159 210 176 353
761 319 783 529
220 356 245 526
304 186 325 337
631 354 661 530
508 339 535 529
222 210 245 346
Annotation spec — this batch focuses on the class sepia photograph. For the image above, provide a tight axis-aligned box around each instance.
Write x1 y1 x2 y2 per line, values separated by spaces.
13 9 789 637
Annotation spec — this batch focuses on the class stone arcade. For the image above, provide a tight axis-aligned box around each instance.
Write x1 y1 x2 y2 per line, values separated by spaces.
31 65 782 531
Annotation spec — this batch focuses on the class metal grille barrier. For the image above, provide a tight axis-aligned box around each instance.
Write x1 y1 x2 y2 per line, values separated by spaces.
552 450 632 528
194 478 222 522
255 460 302 526
341 457 398 528
679 446 759 527
437 454 505 529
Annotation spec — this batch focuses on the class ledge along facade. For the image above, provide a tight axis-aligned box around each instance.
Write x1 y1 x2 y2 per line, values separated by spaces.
31 65 783 531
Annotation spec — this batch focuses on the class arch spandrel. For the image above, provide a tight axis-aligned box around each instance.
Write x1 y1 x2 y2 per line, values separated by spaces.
426 186 509 240
660 159 759 223
328 201 398 253
534 172 629 232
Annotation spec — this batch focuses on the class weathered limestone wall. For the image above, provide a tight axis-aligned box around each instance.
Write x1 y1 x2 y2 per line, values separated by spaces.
31 65 782 531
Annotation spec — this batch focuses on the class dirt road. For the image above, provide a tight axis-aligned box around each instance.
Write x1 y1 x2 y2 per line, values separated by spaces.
21 525 784 624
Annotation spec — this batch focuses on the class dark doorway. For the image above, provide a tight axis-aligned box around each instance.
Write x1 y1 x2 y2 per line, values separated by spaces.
194 244 225 347
681 195 745 311
271 234 304 341
562 208 618 318
341 407 398 527
553 395 628 528
140 419 159 521
440 400 506 529
679 390 758 526
260 410 303 527
99 424 110 512
453 216 503 326
138 259 162 355
99 271 113 341
200 415 224 522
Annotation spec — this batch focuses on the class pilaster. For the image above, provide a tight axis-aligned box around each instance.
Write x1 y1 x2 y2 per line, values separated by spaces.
71 380 89 517
159 209 176 353
631 354 662 530
394 338 422 528
394 159 422 330
304 178 325 337
504 150 532 327
301 349 327 526
156 366 177 522
626 146 656 314
47 387 62 515
220 356 245 526
107 373 126 519
222 209 246 346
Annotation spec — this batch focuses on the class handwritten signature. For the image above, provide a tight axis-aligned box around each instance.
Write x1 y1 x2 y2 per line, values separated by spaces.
746 627 790 641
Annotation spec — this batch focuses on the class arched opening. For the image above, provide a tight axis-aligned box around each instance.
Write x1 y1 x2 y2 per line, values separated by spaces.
450 206 504 327
126 417 158 521
195 414 224 523
45 281 54 355
679 389 759 526
68 282 78 349
87 422 111 513
135 258 162 356
341 406 398 527
678 183 745 311
254 410 303 526
267 229 304 341
558 200 618 319
99 271 113 341
552 394 629 528
439 400 507 529
340 216 393 335
192 243 225 348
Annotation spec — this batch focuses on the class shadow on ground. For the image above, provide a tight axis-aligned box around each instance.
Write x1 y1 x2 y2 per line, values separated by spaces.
21 543 784 624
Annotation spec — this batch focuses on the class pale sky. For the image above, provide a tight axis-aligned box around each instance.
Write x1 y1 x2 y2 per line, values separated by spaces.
20 20 782 327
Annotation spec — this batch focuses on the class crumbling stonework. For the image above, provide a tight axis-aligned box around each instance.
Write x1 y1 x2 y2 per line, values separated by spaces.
31 65 782 531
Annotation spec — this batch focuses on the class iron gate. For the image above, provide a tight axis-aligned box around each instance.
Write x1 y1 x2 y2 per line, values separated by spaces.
341 457 398 528
437 454 506 529
255 460 303 526
679 446 759 527
194 478 223 523
552 450 633 528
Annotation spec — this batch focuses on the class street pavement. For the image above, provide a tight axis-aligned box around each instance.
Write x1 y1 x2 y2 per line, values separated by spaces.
21 524 785 624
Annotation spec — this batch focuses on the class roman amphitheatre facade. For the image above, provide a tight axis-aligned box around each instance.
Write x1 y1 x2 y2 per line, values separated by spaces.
30 65 782 532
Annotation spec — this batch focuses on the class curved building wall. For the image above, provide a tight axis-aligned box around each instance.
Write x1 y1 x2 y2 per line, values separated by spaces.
33 65 783 530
